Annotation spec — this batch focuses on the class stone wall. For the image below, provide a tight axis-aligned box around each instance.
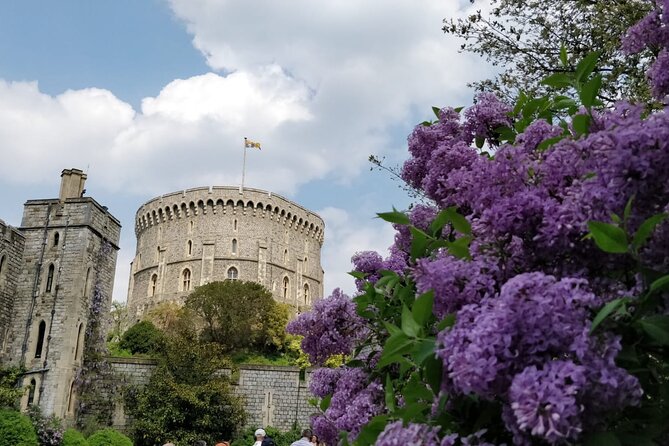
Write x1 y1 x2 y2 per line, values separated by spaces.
127 187 325 322
0 219 25 354
108 358 317 432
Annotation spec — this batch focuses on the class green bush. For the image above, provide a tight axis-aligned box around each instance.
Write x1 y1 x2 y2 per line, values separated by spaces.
119 321 163 355
0 366 23 409
0 409 38 446
87 428 132 446
63 428 88 446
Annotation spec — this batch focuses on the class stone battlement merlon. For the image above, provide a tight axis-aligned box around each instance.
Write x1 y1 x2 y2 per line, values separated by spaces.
134 186 325 243
0 218 25 240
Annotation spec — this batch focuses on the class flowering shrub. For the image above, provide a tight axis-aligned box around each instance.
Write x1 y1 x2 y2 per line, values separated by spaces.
289 3 669 445
26 405 64 446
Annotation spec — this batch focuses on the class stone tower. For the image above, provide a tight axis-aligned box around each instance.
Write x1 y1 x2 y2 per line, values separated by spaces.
126 186 324 321
1 169 121 419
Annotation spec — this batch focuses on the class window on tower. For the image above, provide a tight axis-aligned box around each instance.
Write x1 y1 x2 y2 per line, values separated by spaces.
35 320 46 358
53 232 60 247
283 276 290 300
150 274 157 296
187 240 193 256
232 239 238 254
182 269 191 291
227 267 238 280
45 264 55 293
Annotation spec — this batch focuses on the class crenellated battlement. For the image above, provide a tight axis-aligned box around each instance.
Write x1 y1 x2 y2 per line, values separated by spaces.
134 186 324 244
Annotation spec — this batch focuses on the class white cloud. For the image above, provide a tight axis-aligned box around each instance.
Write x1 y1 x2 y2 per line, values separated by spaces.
319 206 396 297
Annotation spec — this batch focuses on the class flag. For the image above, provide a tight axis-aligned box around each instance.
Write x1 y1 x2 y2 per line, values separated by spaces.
244 137 261 150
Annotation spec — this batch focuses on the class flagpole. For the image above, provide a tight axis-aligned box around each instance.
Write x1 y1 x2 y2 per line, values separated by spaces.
241 138 247 194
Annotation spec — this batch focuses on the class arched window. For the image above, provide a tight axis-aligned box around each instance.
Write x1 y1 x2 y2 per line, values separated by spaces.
227 267 238 280
28 379 36 405
53 232 60 247
304 257 308 271
190 221 194 232
35 321 46 358
45 264 55 293
283 249 288 264
156 246 160 263
233 219 238 231
150 274 157 296
74 323 83 361
304 283 310 305
67 381 76 414
0 255 5 276
283 277 290 300
182 269 191 291
187 240 193 256
232 239 238 254
83 267 91 296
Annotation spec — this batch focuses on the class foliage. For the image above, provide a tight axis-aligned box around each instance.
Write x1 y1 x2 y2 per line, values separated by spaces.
231 425 303 446
62 429 88 446
86 428 132 446
107 301 129 344
185 280 290 353
124 330 245 446
105 341 132 358
444 0 655 104
0 409 39 446
118 321 163 356
143 301 183 332
291 9 669 444
0 366 23 409
26 405 64 446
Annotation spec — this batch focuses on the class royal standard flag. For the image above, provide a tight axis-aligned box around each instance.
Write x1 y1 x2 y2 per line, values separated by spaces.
244 137 261 150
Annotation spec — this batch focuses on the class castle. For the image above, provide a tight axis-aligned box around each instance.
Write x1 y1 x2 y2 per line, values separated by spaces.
0 168 325 424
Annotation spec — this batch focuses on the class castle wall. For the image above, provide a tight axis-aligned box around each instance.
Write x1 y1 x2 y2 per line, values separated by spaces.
0 219 25 354
127 187 325 321
108 358 317 432
2 194 121 419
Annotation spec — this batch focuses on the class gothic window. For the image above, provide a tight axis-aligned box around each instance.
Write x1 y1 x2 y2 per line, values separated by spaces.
83 267 91 296
227 267 238 280
35 320 46 358
156 246 160 263
189 221 194 233
232 239 238 254
187 240 193 256
150 274 157 296
53 232 60 247
283 249 288 264
234 219 238 231
67 381 76 414
182 269 191 291
74 323 83 362
45 264 55 293
28 379 36 405
283 277 290 300
304 257 308 271
304 283 310 305
0 254 5 276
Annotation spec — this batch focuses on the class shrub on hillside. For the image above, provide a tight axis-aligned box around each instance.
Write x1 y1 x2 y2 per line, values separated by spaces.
62 429 88 446
87 428 132 446
0 366 23 409
0 409 38 446
119 321 163 355
26 405 63 446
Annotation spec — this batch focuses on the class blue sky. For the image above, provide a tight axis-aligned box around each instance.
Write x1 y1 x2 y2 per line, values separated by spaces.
0 0 492 301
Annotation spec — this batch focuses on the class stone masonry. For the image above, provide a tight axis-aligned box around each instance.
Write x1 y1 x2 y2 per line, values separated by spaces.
0 219 25 352
127 186 325 321
0 169 121 420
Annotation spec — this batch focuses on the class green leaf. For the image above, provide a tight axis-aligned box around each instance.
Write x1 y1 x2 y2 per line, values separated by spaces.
649 275 669 294
583 432 621 446
536 135 564 152
475 137 485 149
572 114 591 136
349 271 367 280
541 72 572 89
638 316 669 345
378 332 413 368
385 374 396 412
579 74 602 108
453 106 464 113
319 394 332 412
424 355 443 394
623 196 634 223
590 298 627 334
587 221 628 253
412 291 435 327
412 338 436 365
402 305 421 338
432 106 441 119
377 209 410 225
429 209 453 236
559 45 568 66
446 207 472 235
632 212 668 251
383 321 402 337
437 313 456 331
410 226 430 260
575 51 600 83
446 236 472 259
354 415 389 446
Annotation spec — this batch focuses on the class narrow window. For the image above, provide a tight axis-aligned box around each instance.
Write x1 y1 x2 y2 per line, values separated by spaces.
0 255 5 275
156 246 160 263
304 257 308 270
67 381 76 414
74 323 83 361
283 277 289 300
83 267 91 296
150 274 157 296
283 249 288 264
304 283 310 305
45 264 55 293
28 379 36 405
35 321 46 358
232 239 238 254
187 240 193 256
182 269 191 291
190 221 194 232
227 267 238 280
53 232 60 247
233 219 238 231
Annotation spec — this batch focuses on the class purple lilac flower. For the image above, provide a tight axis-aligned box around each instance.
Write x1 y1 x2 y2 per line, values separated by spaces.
351 251 384 290
515 119 563 152
309 367 342 398
622 10 662 53
649 48 669 99
374 421 441 446
312 414 339 446
287 288 368 365
462 93 513 143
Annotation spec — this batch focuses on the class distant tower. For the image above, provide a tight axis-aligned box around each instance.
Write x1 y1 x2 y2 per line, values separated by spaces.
1 169 121 419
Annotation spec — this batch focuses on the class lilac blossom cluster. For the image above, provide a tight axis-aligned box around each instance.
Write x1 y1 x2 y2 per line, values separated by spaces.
287 288 368 365
622 0 669 99
374 422 441 446
311 368 384 445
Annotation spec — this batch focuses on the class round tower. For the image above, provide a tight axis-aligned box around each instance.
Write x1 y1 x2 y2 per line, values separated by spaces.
126 186 324 321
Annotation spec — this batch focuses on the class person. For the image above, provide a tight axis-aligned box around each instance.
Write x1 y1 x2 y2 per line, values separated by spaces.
215 442 230 446
310 434 319 446
254 428 276 446
290 429 313 446
195 441 207 446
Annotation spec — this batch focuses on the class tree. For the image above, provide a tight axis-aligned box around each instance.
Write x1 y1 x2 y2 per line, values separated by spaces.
124 331 245 446
118 321 163 355
444 0 654 103
185 280 290 353
106 301 128 344
0 366 23 409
